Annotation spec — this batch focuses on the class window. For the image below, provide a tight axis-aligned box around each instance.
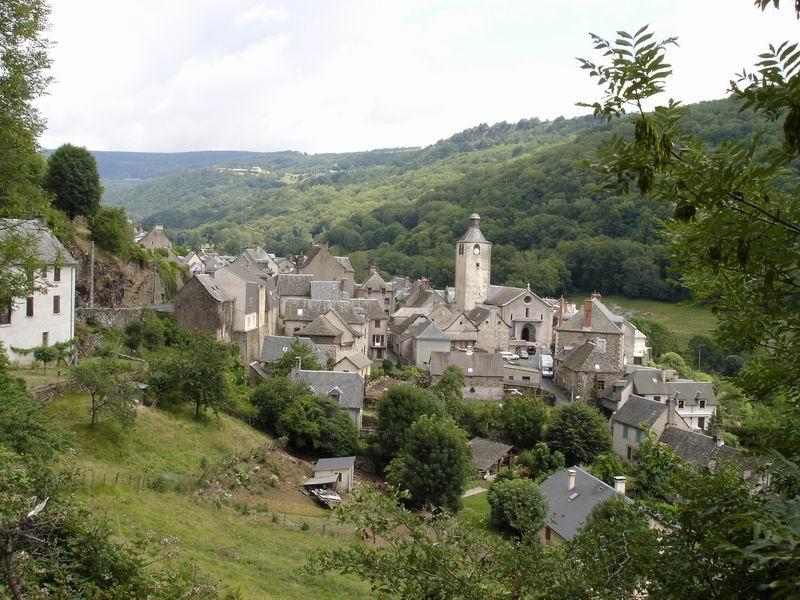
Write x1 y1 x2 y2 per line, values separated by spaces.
627 446 633 460
26 297 34 317
523 295 532 304
0 303 10 325
698 416 706 429
522 376 531 381
374 320 380 327
545 526 551 541
525 308 530 318
699 399 706 409
654 395 661 402
476 262 480 268
53 295 61 314
458 244 464 255
678 399 685 409
384 298 389 306
42 331 49 346
469 387 475 393
508 376 514 380
635 429 642 443
622 425 630 439
597 379 606 390
597 338 606 353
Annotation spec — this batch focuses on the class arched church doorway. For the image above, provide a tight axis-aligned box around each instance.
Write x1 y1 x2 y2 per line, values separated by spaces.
521 326 532 342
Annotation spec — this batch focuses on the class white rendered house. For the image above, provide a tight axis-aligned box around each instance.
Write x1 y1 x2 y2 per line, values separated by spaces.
0 220 77 366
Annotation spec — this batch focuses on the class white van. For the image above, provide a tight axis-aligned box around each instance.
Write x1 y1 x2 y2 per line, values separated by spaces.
500 351 520 361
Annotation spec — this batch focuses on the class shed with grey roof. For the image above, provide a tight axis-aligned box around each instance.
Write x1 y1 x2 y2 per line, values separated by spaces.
538 467 628 543
310 456 356 493
429 351 504 400
469 438 513 474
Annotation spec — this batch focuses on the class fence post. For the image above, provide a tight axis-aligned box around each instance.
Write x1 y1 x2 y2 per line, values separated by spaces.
283 513 286 526
115 472 119 485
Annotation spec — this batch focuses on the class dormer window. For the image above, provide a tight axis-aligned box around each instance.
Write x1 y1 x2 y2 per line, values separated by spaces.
678 399 685 409
699 399 706 409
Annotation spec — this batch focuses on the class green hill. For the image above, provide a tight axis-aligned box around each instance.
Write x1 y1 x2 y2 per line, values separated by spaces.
101 97 782 301
47 394 372 599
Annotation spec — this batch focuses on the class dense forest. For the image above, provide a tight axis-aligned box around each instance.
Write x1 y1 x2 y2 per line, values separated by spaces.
102 97 782 300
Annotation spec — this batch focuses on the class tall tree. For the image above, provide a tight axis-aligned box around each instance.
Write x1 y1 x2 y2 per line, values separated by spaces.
44 144 102 219
385 415 471 511
546 402 612 466
374 383 443 463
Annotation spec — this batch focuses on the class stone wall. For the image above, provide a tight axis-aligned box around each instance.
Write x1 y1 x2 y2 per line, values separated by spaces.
556 330 624 371
77 307 148 329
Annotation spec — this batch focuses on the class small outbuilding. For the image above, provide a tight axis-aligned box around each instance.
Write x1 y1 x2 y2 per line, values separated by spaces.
307 456 356 493
468 437 513 477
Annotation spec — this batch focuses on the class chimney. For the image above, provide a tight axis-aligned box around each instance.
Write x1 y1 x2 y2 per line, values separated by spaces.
666 395 677 426
370 263 377 274
591 290 602 301
559 295 566 321
292 356 302 375
613 476 627 495
583 299 592 329
715 435 725 448
420 277 429 290
567 469 576 491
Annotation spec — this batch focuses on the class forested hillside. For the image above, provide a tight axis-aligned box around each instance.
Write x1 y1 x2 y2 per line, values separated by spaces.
103 97 781 300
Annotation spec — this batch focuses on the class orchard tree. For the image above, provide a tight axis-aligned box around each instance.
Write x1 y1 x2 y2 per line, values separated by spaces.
546 402 612 466
70 359 136 428
385 415 471 511
44 144 102 219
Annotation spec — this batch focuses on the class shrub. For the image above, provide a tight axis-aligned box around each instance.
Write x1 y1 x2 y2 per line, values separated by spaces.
487 477 548 536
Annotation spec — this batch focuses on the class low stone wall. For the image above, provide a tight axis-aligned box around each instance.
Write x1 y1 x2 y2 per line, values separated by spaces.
77 307 146 329
31 381 78 402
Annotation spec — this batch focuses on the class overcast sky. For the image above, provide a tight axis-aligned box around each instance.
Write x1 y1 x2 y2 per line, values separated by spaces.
37 1 799 153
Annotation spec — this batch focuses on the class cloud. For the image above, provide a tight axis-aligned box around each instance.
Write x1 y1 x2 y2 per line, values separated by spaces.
36 0 800 153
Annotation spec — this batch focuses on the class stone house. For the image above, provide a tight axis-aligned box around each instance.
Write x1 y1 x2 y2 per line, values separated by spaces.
600 367 717 431
466 305 511 353
333 352 372 378
555 340 624 402
429 351 505 401
623 320 651 365
283 299 368 363
396 277 448 312
658 427 754 478
358 264 395 317
212 264 270 362
309 456 356 493
503 362 542 388
555 296 625 370
351 298 388 360
259 335 320 368
611 394 689 461
538 467 629 544
232 247 281 275
173 274 235 342
137 224 173 251
439 311 479 350
292 368 365 429
392 315 450 369
298 243 355 295
0 219 77 366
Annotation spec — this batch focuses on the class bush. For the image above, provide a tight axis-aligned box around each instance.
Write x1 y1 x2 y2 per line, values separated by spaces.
517 442 564 480
501 396 548 448
487 477 548 536
89 206 133 255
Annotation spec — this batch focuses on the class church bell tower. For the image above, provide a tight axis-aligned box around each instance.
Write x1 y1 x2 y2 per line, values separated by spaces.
455 213 492 311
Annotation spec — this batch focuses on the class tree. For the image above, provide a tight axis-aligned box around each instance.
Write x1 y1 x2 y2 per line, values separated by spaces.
88 206 133 255
374 383 443 463
0 0 51 219
588 452 629 487
31 344 56 376
250 376 312 431
686 334 724 372
431 365 464 410
315 403 359 457
628 316 678 358
385 415 471 511
631 432 687 502
656 352 694 378
501 396 548 448
270 338 322 377
577 18 800 397
70 359 136 428
44 144 102 219
517 442 565 480
487 477 548 536
546 402 612 466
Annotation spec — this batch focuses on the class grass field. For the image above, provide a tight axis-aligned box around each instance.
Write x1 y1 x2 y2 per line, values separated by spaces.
569 293 717 350
458 491 491 533
46 394 373 599
10 366 68 388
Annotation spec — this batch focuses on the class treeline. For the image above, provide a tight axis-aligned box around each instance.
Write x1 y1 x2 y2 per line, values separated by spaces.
108 97 780 301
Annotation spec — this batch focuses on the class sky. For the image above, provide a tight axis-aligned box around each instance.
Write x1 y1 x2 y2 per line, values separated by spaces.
37 0 799 154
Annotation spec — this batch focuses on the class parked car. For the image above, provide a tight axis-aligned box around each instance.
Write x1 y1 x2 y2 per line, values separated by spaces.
540 353 554 378
500 351 520 361
504 388 524 397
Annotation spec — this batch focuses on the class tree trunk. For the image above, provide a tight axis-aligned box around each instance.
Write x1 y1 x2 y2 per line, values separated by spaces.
91 396 97 428
195 391 202 420
1 551 24 600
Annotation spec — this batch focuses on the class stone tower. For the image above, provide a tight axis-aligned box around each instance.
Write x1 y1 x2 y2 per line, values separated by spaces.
455 213 492 311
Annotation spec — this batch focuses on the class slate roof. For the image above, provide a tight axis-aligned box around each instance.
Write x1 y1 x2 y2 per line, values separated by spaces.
296 370 364 410
298 314 348 338
559 341 620 373
415 322 449 341
440 311 478 331
260 335 318 364
202 254 227 272
314 456 356 472
399 317 448 342
311 280 348 301
393 314 428 338
0 219 76 265
557 298 623 335
538 467 627 541
219 262 263 284
485 285 527 307
335 352 372 370
612 394 667 428
350 298 386 321
466 306 491 324
334 256 354 272
362 270 389 291
659 427 743 470
429 351 504 378
458 214 490 243
629 369 670 396
469 438 513 471
284 298 366 324
193 274 234 303
277 274 314 297
666 380 717 406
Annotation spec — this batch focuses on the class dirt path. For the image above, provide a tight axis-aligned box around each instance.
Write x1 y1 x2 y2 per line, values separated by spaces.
462 487 488 498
